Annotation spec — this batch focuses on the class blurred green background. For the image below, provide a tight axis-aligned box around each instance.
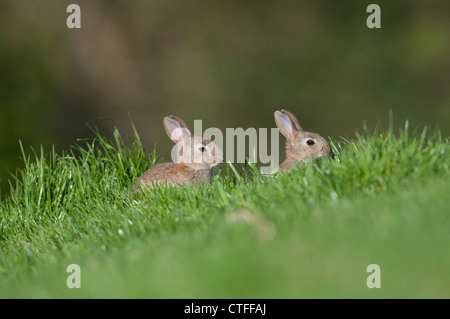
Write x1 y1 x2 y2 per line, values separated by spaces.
1 0 449 195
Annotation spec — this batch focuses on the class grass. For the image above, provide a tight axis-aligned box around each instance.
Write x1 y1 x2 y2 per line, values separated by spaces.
0 122 449 298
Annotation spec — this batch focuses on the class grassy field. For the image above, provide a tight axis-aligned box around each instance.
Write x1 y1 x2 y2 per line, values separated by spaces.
0 123 449 298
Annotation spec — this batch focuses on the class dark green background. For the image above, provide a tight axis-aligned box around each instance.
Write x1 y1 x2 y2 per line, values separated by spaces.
1 0 449 194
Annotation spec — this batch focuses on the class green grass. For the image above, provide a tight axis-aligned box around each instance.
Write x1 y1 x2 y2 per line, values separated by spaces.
0 122 449 298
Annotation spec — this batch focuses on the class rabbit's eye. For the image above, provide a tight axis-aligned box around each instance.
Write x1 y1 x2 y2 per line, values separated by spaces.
306 139 315 146
199 146 207 152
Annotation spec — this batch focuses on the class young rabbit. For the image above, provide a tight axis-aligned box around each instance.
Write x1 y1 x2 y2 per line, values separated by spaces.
274 109 334 172
132 115 224 191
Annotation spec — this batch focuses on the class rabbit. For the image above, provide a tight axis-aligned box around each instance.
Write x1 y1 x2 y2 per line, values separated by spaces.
274 109 334 172
132 115 224 191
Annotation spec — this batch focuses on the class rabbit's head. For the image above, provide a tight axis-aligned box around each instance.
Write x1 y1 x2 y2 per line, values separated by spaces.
164 115 224 170
274 109 334 165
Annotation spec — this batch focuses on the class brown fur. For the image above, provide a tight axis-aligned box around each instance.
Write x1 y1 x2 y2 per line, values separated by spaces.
274 109 333 172
132 116 223 192
132 162 212 191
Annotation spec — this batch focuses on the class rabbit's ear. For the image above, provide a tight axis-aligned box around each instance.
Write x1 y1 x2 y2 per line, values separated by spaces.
167 115 189 129
164 116 191 143
280 109 303 131
275 110 295 139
